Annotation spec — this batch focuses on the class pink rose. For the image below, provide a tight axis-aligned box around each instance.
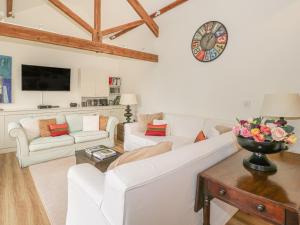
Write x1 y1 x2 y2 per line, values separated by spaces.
260 125 271 135
232 125 241 136
271 127 287 141
240 127 252 138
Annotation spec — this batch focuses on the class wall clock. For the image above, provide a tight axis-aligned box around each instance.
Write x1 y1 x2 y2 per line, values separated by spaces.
191 21 228 62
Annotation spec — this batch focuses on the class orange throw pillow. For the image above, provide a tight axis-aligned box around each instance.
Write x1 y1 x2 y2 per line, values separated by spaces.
99 116 109 131
194 131 207 143
138 112 163 132
49 123 69 137
39 119 57 137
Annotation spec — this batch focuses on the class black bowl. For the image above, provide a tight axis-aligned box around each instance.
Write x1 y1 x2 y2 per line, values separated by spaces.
237 136 286 172
237 136 285 154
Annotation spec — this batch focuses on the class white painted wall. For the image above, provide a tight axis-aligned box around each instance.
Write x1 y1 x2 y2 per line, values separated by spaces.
0 0 156 110
122 0 300 121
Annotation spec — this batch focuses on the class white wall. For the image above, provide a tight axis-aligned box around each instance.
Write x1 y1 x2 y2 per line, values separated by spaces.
123 0 300 120
0 0 156 110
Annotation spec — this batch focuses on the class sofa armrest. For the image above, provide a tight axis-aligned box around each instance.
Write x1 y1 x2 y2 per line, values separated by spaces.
106 116 119 142
8 122 30 157
66 164 111 225
124 122 139 136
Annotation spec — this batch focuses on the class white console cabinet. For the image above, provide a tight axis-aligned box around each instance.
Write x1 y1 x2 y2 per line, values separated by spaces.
0 106 125 152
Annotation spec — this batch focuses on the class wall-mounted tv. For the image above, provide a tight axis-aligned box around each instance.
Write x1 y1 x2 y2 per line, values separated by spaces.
22 64 71 91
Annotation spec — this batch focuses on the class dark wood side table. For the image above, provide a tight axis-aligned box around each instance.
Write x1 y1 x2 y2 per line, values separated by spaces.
195 150 300 225
117 123 125 142
75 150 121 173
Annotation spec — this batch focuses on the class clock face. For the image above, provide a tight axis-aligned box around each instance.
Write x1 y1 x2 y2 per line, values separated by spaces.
191 21 228 62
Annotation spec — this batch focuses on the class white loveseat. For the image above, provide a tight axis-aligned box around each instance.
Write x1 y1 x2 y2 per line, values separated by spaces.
8 114 118 167
66 114 239 225
124 113 233 151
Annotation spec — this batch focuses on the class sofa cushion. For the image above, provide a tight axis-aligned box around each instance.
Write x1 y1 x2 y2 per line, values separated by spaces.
39 118 57 137
29 135 74 152
108 142 172 170
66 114 83 133
138 112 163 132
70 131 108 143
128 131 194 149
99 116 109 131
83 116 99 131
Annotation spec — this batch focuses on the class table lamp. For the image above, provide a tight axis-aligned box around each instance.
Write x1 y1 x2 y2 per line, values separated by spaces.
120 94 137 123
260 93 300 123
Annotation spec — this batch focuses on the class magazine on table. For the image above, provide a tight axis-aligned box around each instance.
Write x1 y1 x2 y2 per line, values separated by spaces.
92 148 117 160
85 145 106 155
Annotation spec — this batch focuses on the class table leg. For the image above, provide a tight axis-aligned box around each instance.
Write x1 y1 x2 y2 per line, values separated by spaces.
203 194 210 225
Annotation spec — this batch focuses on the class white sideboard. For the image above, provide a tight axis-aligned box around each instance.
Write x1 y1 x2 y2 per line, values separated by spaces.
0 106 125 152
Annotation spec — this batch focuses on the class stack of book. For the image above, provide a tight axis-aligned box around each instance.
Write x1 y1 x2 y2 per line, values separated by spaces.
85 146 117 160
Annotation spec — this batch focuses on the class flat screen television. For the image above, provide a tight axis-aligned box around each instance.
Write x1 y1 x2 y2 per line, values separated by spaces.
22 64 71 91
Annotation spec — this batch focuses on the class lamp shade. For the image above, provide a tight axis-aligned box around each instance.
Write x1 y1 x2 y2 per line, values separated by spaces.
260 93 300 118
120 94 137 105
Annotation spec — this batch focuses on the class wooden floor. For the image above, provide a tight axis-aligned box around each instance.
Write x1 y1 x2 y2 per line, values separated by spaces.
0 143 271 225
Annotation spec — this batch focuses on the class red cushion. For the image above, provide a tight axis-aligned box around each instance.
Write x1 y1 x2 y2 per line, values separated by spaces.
194 130 206 143
49 123 69 137
145 124 167 136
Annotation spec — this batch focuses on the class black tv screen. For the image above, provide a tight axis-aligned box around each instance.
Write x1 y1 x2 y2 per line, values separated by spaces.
22 65 71 91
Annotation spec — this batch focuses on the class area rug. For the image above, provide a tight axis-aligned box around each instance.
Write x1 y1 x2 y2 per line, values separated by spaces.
29 157 76 225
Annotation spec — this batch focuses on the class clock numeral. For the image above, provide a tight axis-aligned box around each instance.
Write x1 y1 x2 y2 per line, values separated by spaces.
192 40 201 49
209 48 219 60
215 26 226 37
212 23 221 33
205 22 214 33
193 46 202 55
217 34 227 44
194 32 202 41
196 50 206 61
215 43 226 53
204 51 211 61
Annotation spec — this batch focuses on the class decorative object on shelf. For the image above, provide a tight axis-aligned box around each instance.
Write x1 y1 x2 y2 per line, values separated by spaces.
0 55 12 103
70 103 78 108
233 117 297 172
191 21 228 62
120 94 137 123
109 76 121 105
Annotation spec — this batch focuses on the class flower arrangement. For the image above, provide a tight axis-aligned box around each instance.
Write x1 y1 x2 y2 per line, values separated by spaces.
233 117 297 144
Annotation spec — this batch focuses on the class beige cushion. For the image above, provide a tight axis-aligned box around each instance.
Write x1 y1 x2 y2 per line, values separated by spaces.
215 125 232 134
99 116 109 131
83 116 99 131
138 112 163 132
108 141 172 170
39 118 57 137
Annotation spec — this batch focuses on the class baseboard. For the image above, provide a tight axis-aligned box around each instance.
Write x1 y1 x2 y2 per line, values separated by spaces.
0 148 16 154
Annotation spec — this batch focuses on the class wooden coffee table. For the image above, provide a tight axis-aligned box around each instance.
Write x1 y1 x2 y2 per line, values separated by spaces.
195 150 300 225
75 147 122 172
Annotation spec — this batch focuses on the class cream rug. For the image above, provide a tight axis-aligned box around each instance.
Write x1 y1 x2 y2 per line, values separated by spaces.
29 157 76 225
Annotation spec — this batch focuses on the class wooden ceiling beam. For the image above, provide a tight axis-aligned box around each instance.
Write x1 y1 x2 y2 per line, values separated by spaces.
48 0 94 34
102 20 143 36
6 0 13 17
93 0 102 42
109 0 188 40
0 22 158 62
127 0 159 37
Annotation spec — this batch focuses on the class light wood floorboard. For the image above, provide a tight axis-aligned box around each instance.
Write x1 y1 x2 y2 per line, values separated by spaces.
1 141 271 225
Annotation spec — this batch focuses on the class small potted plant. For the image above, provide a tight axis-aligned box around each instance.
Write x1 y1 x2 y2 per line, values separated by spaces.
233 117 297 172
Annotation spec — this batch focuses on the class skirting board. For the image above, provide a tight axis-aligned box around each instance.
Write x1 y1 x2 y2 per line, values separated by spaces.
0 147 16 154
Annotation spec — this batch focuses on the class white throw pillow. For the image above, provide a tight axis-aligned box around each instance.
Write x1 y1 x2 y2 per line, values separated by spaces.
206 127 220 139
19 117 40 140
66 114 83 133
82 116 99 131
153 119 171 136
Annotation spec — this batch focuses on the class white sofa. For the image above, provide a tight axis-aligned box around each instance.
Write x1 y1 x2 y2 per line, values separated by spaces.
8 114 118 167
124 113 233 151
66 114 239 225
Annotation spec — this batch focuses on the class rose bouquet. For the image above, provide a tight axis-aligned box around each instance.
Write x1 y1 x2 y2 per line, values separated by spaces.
233 117 297 145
